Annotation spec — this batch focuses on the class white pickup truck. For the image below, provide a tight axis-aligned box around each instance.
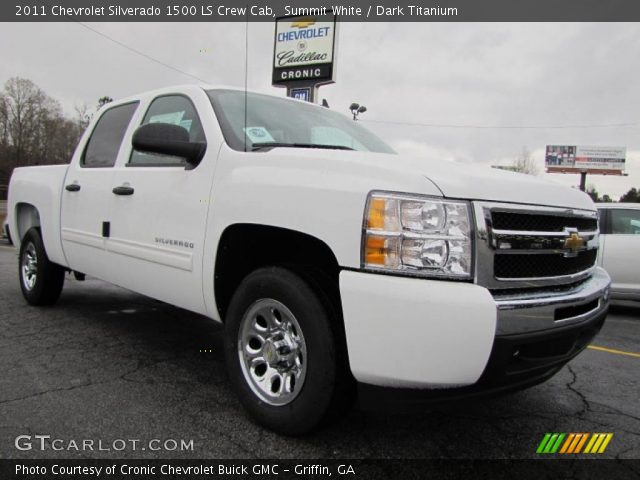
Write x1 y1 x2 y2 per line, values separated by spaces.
8 85 610 434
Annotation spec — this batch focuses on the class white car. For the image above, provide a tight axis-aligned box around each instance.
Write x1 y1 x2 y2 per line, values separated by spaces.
596 202 640 303
7 85 611 434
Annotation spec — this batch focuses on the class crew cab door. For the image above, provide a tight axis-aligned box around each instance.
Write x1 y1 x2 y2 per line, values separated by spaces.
599 207 640 299
60 102 139 281
106 93 216 314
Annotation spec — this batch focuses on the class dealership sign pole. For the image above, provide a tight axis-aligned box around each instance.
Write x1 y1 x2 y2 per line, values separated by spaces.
545 145 627 191
272 15 338 103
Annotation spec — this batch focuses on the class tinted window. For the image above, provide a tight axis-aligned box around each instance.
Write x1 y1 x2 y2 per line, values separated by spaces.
207 89 394 154
130 95 205 166
83 102 138 167
609 209 640 234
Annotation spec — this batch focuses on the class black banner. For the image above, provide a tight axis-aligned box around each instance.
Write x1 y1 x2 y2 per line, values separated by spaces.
2 459 640 480
4 0 640 22
272 64 334 84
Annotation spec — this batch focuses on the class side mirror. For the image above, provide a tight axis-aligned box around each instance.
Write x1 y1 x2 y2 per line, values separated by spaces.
132 123 206 169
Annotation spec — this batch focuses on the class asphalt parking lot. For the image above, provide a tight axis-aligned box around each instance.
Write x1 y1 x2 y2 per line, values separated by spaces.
0 243 638 460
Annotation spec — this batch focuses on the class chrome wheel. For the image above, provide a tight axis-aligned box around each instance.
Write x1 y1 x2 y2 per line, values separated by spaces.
21 242 38 291
238 298 307 406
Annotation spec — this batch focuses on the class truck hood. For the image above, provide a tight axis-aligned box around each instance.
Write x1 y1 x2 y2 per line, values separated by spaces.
416 157 595 210
256 148 595 211
350 152 595 211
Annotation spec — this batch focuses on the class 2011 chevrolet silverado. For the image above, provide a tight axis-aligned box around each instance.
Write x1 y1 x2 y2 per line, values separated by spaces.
7 85 610 434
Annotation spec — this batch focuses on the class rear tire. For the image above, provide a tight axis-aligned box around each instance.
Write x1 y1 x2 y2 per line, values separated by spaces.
19 228 65 306
224 266 354 435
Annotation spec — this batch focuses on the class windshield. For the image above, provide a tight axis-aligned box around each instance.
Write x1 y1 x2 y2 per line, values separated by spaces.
207 89 395 154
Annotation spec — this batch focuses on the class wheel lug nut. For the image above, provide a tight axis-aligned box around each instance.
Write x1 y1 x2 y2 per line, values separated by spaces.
279 346 291 355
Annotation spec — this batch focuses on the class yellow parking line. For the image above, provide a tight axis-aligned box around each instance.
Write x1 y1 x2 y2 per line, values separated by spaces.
588 345 640 359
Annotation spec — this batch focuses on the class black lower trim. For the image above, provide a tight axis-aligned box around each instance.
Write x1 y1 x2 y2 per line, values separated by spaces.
4 224 12 245
358 308 607 412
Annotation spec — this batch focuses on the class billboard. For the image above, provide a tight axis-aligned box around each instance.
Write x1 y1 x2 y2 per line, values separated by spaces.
272 16 337 85
545 145 626 174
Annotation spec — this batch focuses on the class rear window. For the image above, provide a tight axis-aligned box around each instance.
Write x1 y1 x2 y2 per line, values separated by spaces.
82 102 138 168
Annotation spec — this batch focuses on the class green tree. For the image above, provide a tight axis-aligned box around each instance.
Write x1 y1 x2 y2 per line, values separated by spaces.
586 185 601 202
619 187 639 203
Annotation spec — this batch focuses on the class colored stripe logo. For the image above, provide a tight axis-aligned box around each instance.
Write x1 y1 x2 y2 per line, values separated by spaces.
537 433 613 454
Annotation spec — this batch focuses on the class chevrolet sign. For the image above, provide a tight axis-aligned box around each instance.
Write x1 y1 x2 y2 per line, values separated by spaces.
273 15 337 85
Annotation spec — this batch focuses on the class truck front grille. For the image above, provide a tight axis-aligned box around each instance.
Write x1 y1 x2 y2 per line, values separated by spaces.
474 202 599 290
494 249 598 279
491 211 598 232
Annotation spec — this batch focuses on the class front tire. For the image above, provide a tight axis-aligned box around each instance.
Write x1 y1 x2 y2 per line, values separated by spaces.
224 266 353 435
19 228 65 306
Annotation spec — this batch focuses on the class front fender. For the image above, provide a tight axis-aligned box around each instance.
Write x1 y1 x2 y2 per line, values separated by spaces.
201 146 442 318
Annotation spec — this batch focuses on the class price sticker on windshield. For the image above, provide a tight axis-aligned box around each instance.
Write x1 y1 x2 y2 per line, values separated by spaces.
243 127 275 143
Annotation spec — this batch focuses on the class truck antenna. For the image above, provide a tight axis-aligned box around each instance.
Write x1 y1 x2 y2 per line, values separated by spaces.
244 12 249 152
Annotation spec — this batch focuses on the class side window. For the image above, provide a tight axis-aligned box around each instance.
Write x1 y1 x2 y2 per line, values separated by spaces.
82 102 138 168
130 95 205 166
609 209 640 235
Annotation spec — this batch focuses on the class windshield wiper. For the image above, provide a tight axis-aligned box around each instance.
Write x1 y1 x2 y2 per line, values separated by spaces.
251 142 354 152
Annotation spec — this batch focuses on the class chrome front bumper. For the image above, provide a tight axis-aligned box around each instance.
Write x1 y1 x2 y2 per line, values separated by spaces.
494 267 611 335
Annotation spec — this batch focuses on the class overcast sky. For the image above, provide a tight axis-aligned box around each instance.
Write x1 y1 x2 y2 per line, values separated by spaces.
1 22 638 198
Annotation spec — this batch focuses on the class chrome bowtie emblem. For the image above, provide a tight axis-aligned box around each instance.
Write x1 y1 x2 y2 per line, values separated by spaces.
564 232 585 253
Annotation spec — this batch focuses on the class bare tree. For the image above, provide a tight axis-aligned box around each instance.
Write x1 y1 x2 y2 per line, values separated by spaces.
74 103 92 130
0 77 90 194
0 94 8 146
2 77 62 167
511 146 539 175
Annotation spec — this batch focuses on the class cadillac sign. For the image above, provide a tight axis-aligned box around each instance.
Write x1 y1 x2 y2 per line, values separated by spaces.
273 15 337 86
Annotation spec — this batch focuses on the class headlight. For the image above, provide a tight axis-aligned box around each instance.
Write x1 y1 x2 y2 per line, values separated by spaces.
362 192 474 279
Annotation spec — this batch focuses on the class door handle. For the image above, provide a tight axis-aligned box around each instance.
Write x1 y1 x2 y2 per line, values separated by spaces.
65 184 81 192
112 186 135 196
